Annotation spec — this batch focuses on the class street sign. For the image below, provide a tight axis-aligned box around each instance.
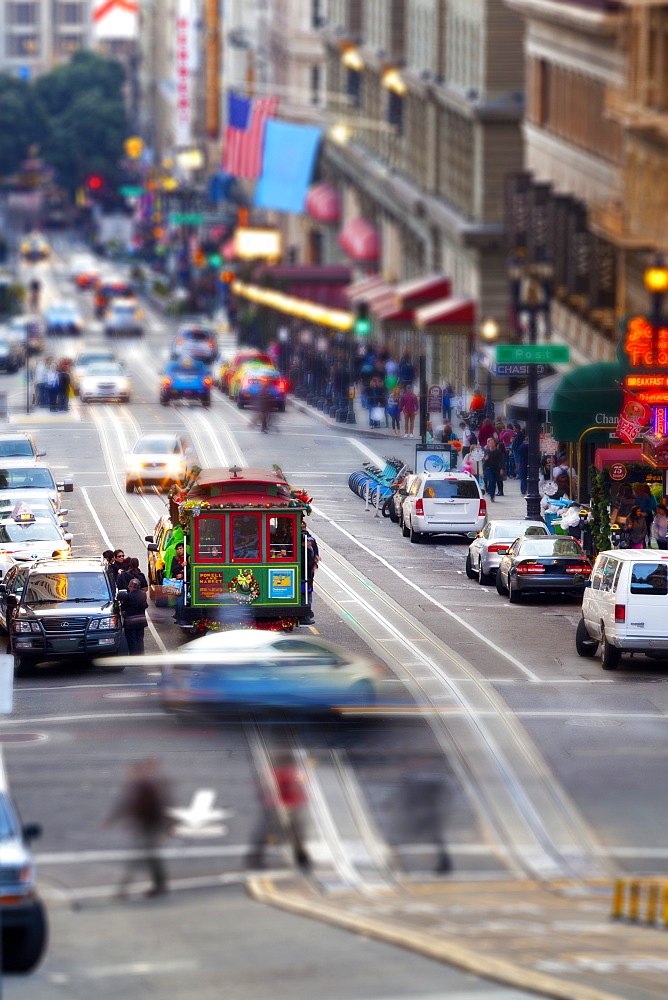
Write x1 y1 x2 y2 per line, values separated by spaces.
540 433 559 456
427 385 442 412
496 345 570 364
495 363 546 377
169 212 204 225
119 185 144 198
415 444 454 473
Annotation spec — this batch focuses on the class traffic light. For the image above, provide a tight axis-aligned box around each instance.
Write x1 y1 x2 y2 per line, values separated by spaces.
219 270 235 283
353 300 371 338
86 175 104 192
208 253 222 267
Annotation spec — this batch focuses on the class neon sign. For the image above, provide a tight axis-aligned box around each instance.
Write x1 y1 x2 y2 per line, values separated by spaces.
624 316 668 367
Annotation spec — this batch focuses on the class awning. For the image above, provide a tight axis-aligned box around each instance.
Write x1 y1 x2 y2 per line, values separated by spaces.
415 297 476 328
503 373 563 419
594 447 644 471
305 183 341 224
338 217 381 262
551 361 624 443
345 274 387 303
395 274 452 306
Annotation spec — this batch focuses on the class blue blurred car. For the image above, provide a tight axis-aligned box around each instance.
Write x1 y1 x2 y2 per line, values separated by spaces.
45 300 83 336
160 357 211 407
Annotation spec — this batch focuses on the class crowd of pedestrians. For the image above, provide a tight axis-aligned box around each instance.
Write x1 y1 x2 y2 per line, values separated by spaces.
32 357 72 411
103 548 149 655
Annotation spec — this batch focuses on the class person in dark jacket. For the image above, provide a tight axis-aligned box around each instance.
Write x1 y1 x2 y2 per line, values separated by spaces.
482 439 503 501
108 549 126 586
120 579 148 655
398 352 415 388
117 557 148 592
57 361 71 412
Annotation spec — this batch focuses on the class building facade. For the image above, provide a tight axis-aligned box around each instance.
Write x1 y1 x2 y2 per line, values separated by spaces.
0 0 91 78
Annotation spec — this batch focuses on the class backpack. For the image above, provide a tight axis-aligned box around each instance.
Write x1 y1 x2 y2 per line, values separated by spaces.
469 431 478 446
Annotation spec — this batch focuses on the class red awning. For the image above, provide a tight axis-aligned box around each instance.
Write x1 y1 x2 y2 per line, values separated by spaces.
338 218 381 263
415 297 476 328
345 274 386 303
373 293 413 323
306 183 341 224
594 447 644 471
395 274 452 306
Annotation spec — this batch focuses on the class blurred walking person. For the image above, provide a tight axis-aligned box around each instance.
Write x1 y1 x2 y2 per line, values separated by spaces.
400 385 419 438
246 750 311 872
119 578 149 654
104 758 173 897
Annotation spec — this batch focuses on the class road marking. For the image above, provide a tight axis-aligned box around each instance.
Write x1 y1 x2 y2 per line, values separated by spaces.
83 959 199 979
81 486 112 547
345 437 386 466
0 711 161 726
168 789 233 837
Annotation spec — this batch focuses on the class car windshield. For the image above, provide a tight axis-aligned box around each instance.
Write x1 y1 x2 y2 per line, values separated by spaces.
519 538 584 557
77 354 113 367
24 571 110 604
0 440 33 457
422 479 479 499
185 330 212 341
491 522 547 539
171 363 204 377
0 521 61 542
113 305 135 316
133 437 177 454
0 796 18 841
86 364 124 376
0 468 55 490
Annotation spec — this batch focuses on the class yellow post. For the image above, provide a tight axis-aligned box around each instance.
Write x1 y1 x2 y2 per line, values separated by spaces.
611 878 625 920
628 880 641 921
662 884 668 928
647 883 659 925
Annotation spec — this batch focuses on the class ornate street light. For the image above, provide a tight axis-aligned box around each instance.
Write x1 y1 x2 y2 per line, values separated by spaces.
480 318 499 419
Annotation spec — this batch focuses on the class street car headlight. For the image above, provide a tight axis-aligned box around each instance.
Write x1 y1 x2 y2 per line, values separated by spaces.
166 457 185 471
128 458 144 471
89 616 119 630
13 621 41 633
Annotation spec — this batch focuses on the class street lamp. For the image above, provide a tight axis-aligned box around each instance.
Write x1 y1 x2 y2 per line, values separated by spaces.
508 258 554 521
644 255 668 360
480 318 499 419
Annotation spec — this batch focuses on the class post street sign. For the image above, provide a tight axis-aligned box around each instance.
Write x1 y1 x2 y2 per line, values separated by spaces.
495 363 546 376
496 345 570 364
169 212 204 225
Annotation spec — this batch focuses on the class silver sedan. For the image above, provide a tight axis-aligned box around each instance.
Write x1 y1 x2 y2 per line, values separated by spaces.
466 519 548 585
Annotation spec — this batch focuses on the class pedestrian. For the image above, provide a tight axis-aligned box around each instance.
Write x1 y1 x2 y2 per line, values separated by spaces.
170 542 187 623
400 385 419 438
482 438 503 502
246 750 311 872
633 483 656 544
440 422 458 444
626 506 648 549
46 362 60 412
610 485 635 531
257 380 274 434
367 376 386 428
478 418 497 449
653 503 668 549
57 361 71 412
103 758 173 898
301 518 319 624
385 356 399 392
102 549 114 568
398 352 415 389
386 388 402 436
108 548 126 586
460 451 477 478
500 423 516 477
120 578 149 654
34 356 48 408
459 421 477 457
117 557 148 592
442 381 453 422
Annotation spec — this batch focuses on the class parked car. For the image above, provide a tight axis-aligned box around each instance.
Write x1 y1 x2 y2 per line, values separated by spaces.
79 362 131 404
0 433 44 460
0 464 73 515
218 349 273 393
0 506 72 579
390 473 419 525
577 549 668 670
144 514 174 587
126 433 199 493
171 324 218 364
7 315 45 355
0 788 47 973
71 350 116 393
231 364 287 411
2 556 123 675
160 358 212 407
466 519 548 585
0 335 26 373
44 301 83 336
100 628 382 714
496 535 592 603
104 298 144 337
20 233 50 262
401 472 486 542
70 256 100 288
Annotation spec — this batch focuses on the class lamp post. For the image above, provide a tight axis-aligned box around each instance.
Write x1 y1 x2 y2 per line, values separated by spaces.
480 318 499 419
508 258 554 521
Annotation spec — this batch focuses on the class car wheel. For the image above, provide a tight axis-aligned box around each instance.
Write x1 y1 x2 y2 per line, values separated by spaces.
402 517 410 537
465 553 477 579
237 398 245 409
478 562 492 586
125 480 135 494
496 569 508 595
386 500 399 523
576 618 598 657
347 680 375 708
2 900 48 973
508 577 521 603
202 395 211 408
601 632 621 670
278 401 286 413
409 524 422 544
13 654 37 677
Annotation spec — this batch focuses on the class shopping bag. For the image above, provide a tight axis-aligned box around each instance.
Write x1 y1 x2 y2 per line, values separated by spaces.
161 577 183 596
371 406 385 423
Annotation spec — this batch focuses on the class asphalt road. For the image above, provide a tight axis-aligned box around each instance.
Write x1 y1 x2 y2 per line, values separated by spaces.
2 238 668 995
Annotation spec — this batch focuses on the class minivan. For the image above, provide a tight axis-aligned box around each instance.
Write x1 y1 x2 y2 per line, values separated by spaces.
578 549 668 669
400 472 486 542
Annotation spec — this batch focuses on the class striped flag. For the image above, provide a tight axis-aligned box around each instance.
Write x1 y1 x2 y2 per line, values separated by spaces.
223 93 279 180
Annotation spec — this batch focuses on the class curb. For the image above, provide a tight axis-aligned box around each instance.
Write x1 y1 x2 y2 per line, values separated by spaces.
289 396 404 442
246 877 627 1000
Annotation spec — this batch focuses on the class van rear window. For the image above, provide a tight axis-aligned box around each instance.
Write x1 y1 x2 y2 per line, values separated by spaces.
423 480 479 499
630 563 668 596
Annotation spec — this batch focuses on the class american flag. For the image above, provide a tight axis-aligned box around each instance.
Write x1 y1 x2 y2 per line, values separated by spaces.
223 93 279 180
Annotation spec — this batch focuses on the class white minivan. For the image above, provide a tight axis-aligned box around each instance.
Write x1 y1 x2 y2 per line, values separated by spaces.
577 550 668 669
400 472 486 543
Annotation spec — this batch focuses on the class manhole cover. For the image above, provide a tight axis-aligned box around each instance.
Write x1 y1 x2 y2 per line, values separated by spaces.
0 733 48 743
566 718 623 728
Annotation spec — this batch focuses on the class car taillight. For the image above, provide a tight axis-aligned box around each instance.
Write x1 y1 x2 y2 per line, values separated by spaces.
203 377 212 386
479 499 487 516
565 564 586 574
487 544 509 554
277 380 287 392
615 604 626 623
162 377 172 386
516 562 545 574
415 498 424 515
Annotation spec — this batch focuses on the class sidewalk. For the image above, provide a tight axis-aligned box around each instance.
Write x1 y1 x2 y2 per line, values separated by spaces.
249 875 667 1000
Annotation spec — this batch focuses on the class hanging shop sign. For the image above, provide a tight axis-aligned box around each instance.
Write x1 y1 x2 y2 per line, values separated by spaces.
615 391 651 444
609 463 627 482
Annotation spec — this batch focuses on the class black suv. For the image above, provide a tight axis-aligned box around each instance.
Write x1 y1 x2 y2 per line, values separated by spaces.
2 557 123 675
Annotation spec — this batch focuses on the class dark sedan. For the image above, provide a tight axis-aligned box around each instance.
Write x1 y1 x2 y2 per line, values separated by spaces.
495 535 592 602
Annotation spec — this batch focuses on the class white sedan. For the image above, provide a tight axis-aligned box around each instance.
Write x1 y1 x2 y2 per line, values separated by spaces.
100 629 384 714
79 363 131 404
466 518 548 585
0 516 72 578
125 432 198 493
71 350 116 393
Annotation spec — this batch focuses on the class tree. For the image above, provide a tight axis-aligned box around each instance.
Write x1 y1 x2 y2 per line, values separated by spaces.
0 75 46 176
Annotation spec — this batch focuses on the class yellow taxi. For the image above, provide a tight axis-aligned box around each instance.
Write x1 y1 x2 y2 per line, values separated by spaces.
20 233 50 262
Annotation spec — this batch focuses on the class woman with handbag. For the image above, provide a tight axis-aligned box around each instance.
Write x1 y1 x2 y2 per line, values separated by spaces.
120 578 149 655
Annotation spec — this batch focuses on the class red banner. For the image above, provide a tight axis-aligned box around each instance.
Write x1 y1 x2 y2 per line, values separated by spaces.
615 391 651 443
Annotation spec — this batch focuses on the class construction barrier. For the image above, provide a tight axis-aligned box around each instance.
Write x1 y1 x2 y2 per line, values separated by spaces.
611 878 668 927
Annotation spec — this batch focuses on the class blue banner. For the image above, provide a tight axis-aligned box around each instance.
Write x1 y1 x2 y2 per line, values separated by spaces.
254 120 322 214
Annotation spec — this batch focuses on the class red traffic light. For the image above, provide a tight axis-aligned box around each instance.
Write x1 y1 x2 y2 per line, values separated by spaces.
86 175 104 191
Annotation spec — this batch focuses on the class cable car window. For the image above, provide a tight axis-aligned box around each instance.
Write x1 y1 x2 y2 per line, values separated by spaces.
269 516 295 559
231 514 260 561
197 517 223 559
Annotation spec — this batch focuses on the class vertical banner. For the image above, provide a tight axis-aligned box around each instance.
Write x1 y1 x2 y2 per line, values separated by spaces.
590 235 617 311
204 0 220 139
175 0 195 148
527 183 551 263
566 201 591 299
504 172 532 257
616 391 651 444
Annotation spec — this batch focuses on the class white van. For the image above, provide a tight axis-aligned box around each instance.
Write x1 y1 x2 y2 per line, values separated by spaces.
577 549 668 669
400 472 486 543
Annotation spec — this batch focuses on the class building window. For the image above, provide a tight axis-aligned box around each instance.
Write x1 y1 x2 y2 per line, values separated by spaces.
388 91 404 134
6 34 40 57
311 0 324 29
55 35 84 57
6 3 39 26
346 68 362 109
57 3 85 26
538 59 550 128
310 64 321 105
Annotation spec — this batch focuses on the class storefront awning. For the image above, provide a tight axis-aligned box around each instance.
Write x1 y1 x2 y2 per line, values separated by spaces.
503 373 563 418
395 274 452 306
231 280 353 331
594 447 644 471
338 217 381 262
415 297 476 328
305 183 341 224
344 274 387 303
551 361 624 443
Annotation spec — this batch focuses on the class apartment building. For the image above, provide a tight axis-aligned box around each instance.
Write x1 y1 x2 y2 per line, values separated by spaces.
0 0 91 78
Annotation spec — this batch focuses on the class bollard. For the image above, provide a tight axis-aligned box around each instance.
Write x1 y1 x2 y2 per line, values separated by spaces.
374 483 382 517
611 878 625 920
647 883 659 925
662 884 668 929
628 880 641 922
